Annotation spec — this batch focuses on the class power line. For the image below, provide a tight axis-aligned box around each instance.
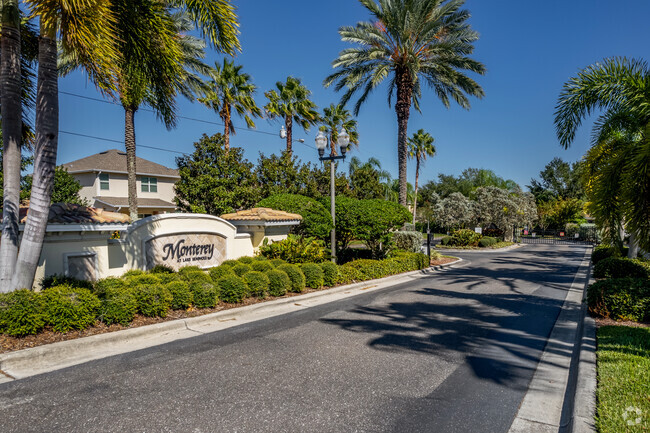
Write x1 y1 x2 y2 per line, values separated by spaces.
58 90 317 150
59 130 190 155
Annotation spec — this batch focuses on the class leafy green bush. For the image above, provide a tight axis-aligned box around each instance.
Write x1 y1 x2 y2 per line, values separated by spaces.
478 236 497 248
393 231 423 253
337 265 361 284
97 287 137 326
93 277 128 298
166 281 193 310
134 284 173 317
251 260 273 272
319 261 338 286
149 265 175 274
244 271 270 298
41 274 93 290
266 269 290 296
591 245 618 265
180 270 213 285
300 263 324 289
449 229 482 247
258 234 327 264
587 278 650 321
125 274 162 287
237 256 254 265
339 252 429 282
277 264 306 293
156 273 179 284
270 258 287 268
221 260 240 268
217 275 248 303
232 263 252 277
257 193 333 239
189 282 218 308
593 257 650 279
123 269 145 278
42 286 101 332
209 265 235 281
440 236 452 246
0 289 46 336
178 266 203 276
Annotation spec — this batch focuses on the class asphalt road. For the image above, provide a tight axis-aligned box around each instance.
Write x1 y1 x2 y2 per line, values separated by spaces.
0 244 588 433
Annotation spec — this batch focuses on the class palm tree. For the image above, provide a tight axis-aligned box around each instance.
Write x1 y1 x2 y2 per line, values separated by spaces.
555 57 650 253
324 0 485 207
408 129 436 225
264 77 319 155
199 59 262 152
322 104 358 156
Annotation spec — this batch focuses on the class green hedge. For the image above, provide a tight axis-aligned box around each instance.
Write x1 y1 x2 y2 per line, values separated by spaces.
217 275 248 303
166 281 193 310
277 264 306 293
134 285 173 318
266 269 290 296
244 271 269 298
393 231 423 253
209 265 235 280
232 263 252 277
339 252 429 282
237 256 254 265
251 260 273 273
43 286 101 332
587 278 650 322
593 257 650 279
189 282 218 308
300 263 324 289
478 236 497 248
320 261 338 286
98 287 138 326
0 289 46 336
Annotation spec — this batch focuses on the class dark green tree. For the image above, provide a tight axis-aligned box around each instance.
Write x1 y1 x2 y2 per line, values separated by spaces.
257 194 332 240
20 167 87 205
528 157 585 202
348 157 385 199
174 134 258 215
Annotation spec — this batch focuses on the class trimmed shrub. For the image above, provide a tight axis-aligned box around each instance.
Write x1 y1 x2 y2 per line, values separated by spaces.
149 265 175 274
209 265 235 281
98 288 137 326
478 236 497 248
93 277 128 298
237 256 254 265
0 289 46 336
266 269 291 297
217 275 248 303
440 236 452 246
156 273 180 284
244 271 269 298
449 229 481 247
393 231 423 253
320 261 338 286
221 260 240 268
258 235 327 264
593 257 650 279
166 281 193 310
125 274 162 287
41 274 93 290
180 270 213 285
178 266 203 276
232 263 252 277
134 284 173 317
591 245 617 265
277 264 306 293
337 265 361 285
270 258 287 268
251 260 273 273
300 263 324 289
257 193 333 239
587 278 650 321
42 286 101 332
188 280 218 308
123 269 145 278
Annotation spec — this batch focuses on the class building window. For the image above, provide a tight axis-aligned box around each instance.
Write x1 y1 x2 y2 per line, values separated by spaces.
141 176 158 193
99 173 109 190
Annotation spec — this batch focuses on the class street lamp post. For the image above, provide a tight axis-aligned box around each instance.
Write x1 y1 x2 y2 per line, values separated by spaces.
314 128 350 263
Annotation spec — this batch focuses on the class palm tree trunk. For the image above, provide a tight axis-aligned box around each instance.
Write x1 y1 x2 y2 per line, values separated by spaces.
10 22 58 291
395 69 412 207
124 106 138 221
222 103 230 152
413 158 420 225
285 115 292 155
0 0 22 292
330 135 337 157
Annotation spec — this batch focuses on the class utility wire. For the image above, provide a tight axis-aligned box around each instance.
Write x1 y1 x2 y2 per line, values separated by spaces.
59 130 190 155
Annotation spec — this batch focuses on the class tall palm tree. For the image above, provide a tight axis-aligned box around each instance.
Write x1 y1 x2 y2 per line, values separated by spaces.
322 104 358 156
408 129 436 224
324 0 485 206
555 57 650 253
264 77 319 155
199 59 262 152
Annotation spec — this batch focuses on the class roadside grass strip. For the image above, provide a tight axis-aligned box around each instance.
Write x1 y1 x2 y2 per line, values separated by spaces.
596 326 650 432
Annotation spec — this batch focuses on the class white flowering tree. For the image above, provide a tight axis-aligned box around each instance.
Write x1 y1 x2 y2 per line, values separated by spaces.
473 186 538 241
435 192 474 230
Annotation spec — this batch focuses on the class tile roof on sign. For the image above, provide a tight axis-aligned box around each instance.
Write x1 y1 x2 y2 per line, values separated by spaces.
61 149 179 178
1 203 131 225
220 207 302 223
94 197 176 209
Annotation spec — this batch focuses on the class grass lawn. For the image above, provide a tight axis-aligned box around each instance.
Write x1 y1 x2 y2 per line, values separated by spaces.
596 326 650 432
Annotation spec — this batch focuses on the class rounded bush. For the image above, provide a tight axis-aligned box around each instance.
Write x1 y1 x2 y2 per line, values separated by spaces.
134 284 173 318
180 270 213 285
93 277 128 298
593 257 650 279
440 236 452 246
123 269 145 278
178 266 203 276
266 270 290 297
42 286 101 333
41 274 93 290
277 264 306 293
337 265 361 285
149 265 175 274
221 260 240 268
232 263 252 277
449 229 481 247
252 256 268 262
251 260 273 273
587 278 650 321
209 265 235 281
217 275 248 303
478 236 497 248
270 258 287 268
166 281 193 310
156 273 180 285
0 289 46 336
98 287 137 326
393 231 423 253
300 263 324 289
244 271 269 298
190 282 218 308
237 256 254 265
591 245 617 265
320 261 339 287
126 274 162 287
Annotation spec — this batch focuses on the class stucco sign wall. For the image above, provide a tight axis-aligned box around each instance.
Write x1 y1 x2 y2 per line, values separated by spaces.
145 233 226 270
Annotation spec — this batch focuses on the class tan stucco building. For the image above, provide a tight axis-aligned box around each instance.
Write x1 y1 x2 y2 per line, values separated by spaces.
61 149 179 218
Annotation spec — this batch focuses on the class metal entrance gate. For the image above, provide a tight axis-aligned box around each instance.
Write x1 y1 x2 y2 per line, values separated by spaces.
518 227 598 245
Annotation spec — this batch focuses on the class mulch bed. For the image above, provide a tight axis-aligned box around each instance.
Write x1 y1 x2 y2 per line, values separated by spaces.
430 257 458 266
595 317 650 328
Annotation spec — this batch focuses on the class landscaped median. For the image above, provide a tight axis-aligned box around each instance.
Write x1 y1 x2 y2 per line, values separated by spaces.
0 251 451 353
435 228 516 250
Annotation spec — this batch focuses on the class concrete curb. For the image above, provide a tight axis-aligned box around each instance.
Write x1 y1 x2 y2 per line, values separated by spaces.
0 258 462 382
436 243 524 253
508 246 593 433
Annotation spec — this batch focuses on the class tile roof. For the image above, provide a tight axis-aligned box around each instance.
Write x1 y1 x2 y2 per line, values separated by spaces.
220 207 303 223
94 197 176 209
61 149 179 178
1 203 131 225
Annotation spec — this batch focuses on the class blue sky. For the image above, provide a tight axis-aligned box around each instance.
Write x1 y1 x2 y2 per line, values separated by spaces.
57 0 650 189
